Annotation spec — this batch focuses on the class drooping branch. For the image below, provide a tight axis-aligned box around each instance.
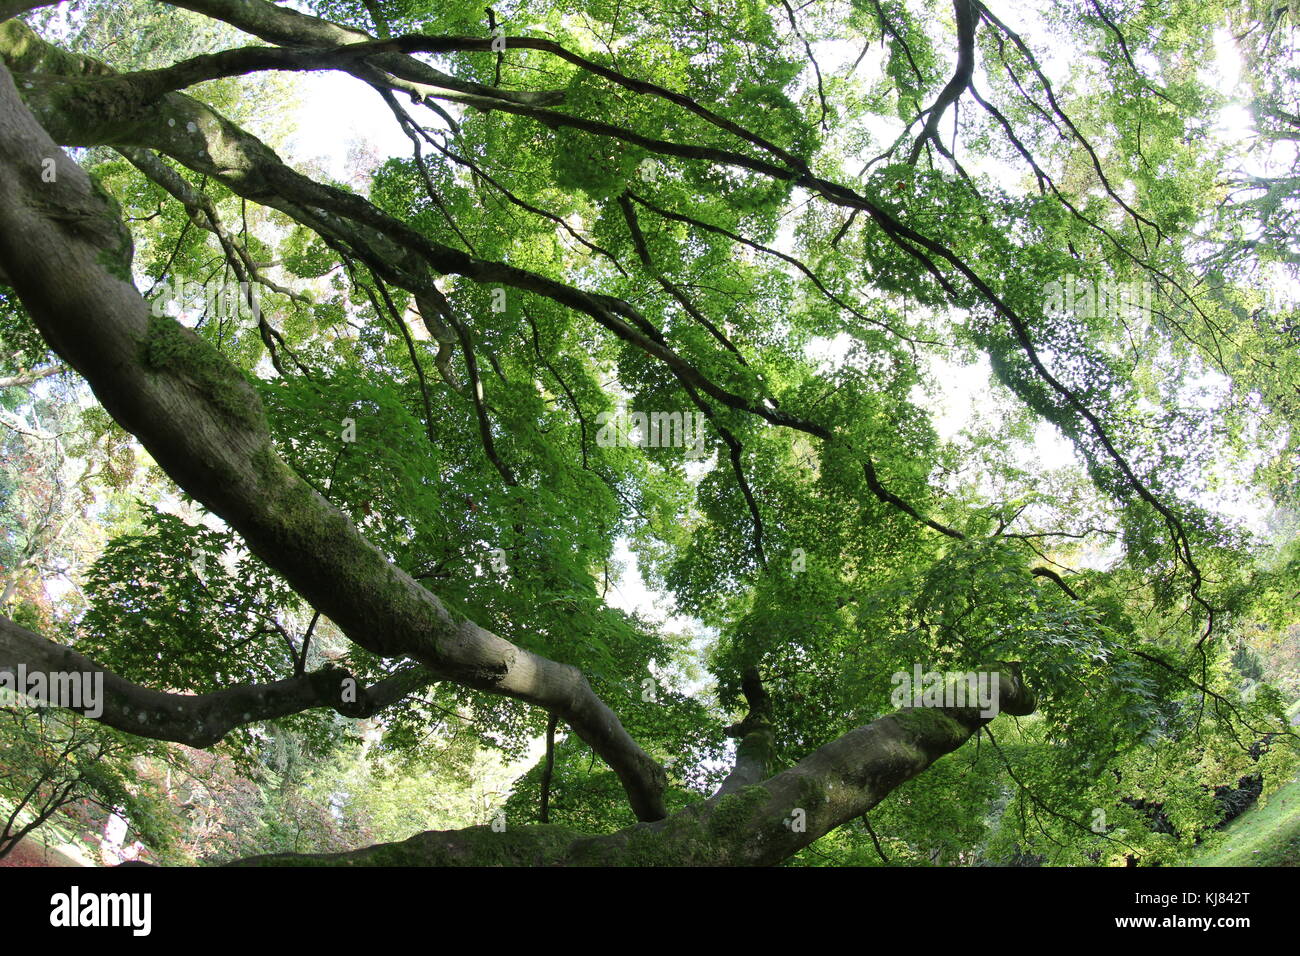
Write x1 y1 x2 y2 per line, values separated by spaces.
122 147 309 306
0 615 430 748
119 146 311 377
779 0 828 131
627 190 931 345
438 289 520 488
617 193 768 566
973 0 1163 250
364 273 439 444
1084 0 1179 108
0 60 669 822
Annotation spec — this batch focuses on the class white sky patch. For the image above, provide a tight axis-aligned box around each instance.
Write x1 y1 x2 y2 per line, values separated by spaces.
920 353 1077 471
603 539 716 699
1211 28 1254 143
604 538 692 632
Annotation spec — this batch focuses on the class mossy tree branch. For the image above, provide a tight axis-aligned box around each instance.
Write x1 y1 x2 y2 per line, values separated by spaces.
230 667 1036 866
0 60 670 823
0 615 431 747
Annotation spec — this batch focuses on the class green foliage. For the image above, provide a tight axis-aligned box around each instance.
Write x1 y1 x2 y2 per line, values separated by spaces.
4 0 1299 866
0 707 177 861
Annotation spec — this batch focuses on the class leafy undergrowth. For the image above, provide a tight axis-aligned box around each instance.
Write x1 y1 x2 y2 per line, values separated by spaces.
1192 775 1300 867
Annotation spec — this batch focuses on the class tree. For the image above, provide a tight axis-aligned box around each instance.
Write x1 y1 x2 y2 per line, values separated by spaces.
0 0 1295 865
0 704 175 862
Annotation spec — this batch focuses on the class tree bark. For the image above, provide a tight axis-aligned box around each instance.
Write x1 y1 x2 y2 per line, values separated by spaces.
0 1 57 21
0 59 669 822
0 615 430 747
229 668 1036 866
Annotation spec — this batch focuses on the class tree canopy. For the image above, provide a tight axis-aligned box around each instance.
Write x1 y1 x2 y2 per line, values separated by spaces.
0 0 1297 866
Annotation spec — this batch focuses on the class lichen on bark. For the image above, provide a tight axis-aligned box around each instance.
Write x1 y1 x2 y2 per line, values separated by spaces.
142 313 266 431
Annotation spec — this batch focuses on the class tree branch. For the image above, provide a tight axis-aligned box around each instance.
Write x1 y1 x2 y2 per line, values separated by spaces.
0 365 61 388
908 0 976 165
229 666 1036 865
716 667 774 796
0 614 429 747
0 60 669 822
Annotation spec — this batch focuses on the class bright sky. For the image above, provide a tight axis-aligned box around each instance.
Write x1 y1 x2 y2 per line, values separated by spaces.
291 71 414 184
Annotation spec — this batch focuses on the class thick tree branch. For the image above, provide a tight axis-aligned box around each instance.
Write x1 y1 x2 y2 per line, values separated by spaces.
0 60 669 822
230 666 1036 865
908 0 975 165
0 615 429 747
716 667 774 796
162 0 564 108
0 0 56 21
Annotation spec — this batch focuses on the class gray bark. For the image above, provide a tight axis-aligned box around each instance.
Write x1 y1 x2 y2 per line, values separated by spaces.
0 615 430 747
231 668 1036 866
0 58 669 822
